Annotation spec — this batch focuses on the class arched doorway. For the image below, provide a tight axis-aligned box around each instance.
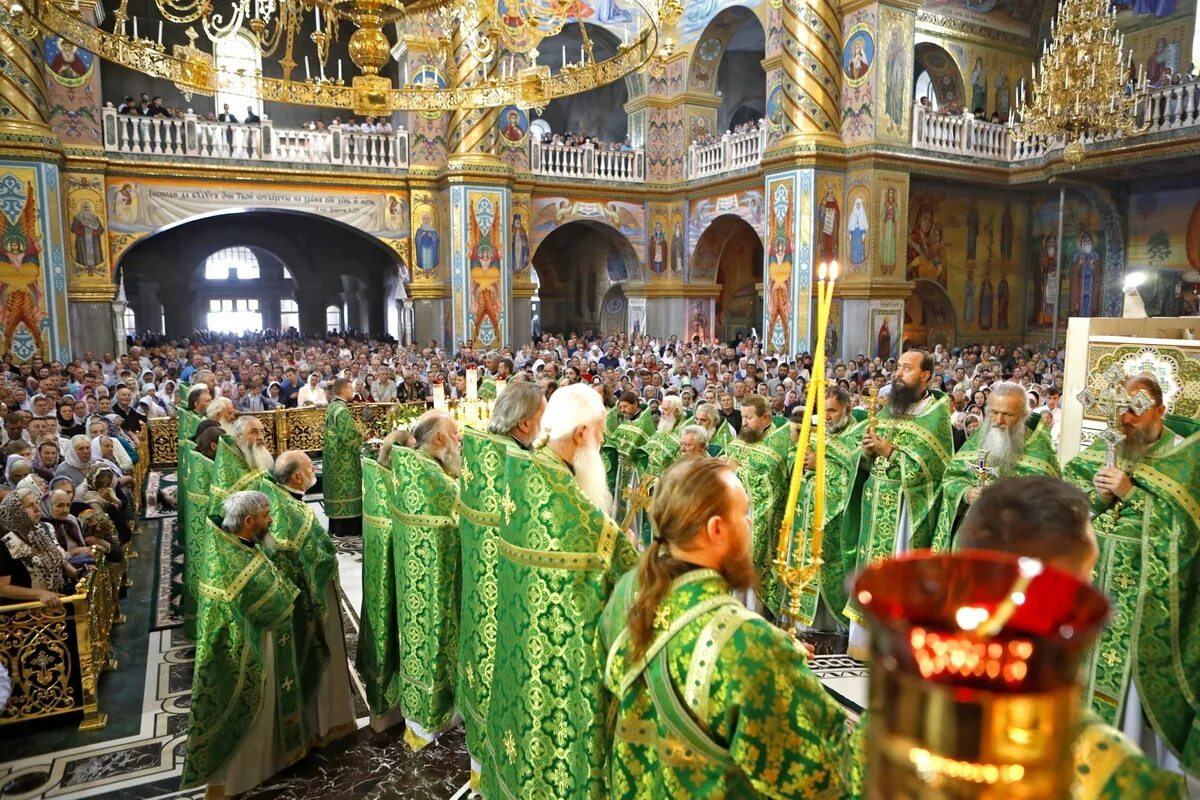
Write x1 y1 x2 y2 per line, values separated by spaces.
599 284 628 335
914 43 966 112
691 214 764 343
687 7 766 135
117 209 406 338
904 278 957 349
531 220 639 336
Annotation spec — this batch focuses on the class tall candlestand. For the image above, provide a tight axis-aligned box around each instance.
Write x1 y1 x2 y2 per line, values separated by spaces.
775 261 838 630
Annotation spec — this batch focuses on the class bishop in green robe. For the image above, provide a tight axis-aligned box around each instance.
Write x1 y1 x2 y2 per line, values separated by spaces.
357 452 403 729
930 388 1060 552
482 384 638 799
1063 374 1200 776
846 351 952 658
392 411 462 745
323 380 364 537
183 501 310 796
787 393 867 629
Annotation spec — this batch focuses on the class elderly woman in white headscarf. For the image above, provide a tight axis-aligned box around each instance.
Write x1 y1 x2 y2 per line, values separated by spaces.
55 435 96 486
86 417 134 473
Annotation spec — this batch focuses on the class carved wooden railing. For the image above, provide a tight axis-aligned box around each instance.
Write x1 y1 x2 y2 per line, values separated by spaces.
149 401 429 469
0 554 121 731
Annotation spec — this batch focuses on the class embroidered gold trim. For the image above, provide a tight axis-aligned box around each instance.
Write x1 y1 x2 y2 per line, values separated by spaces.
684 604 755 723
457 499 500 528
498 535 607 572
389 505 458 528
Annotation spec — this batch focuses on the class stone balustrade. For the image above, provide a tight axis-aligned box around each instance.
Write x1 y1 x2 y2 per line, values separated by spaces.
687 125 766 180
101 106 410 170
529 141 645 182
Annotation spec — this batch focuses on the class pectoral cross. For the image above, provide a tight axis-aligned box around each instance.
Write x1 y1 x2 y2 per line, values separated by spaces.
967 448 999 487
864 386 882 431
621 475 657 546
1077 366 1154 467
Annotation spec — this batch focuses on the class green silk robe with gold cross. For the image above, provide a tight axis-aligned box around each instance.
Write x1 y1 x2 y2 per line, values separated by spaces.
178 405 201 443
323 397 364 521
1064 416 1200 773
604 409 657 522
722 423 795 614
638 414 692 477
707 418 734 455
600 568 851 798
929 415 1060 552
482 446 639 800
456 428 516 764
180 443 214 641
845 393 953 629
207 435 264 518
182 521 308 789
356 455 402 717
392 444 461 735
785 417 867 628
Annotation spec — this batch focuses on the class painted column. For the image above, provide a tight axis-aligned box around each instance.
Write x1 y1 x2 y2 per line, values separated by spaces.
762 169 814 355
762 0 842 152
450 184 511 349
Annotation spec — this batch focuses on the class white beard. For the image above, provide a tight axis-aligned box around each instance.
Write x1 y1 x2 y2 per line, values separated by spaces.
220 420 236 436
573 442 614 515
657 413 678 434
980 421 1025 474
240 442 276 473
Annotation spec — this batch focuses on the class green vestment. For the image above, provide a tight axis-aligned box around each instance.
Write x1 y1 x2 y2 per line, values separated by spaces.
457 428 516 762
929 415 1060 552
323 398 364 520
207 435 263 518
639 416 690 476
604 409 657 521
1064 417 1200 772
176 380 190 408
601 406 625 484
847 393 953 627
600 568 851 798
392 444 461 733
722 423 795 613
787 419 867 627
479 377 497 401
176 406 202 638
482 446 638 799
255 476 340 704
182 521 308 788
708 419 734 454
180 443 214 640
356 455 401 715
178 406 201 442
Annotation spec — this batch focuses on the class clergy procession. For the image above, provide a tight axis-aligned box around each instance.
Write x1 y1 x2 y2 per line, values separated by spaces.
171 341 1200 799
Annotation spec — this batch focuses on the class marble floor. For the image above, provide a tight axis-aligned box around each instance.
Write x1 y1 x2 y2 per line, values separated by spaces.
0 486 866 800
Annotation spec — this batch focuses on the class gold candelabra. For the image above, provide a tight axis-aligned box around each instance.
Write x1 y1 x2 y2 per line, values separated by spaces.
10 0 681 115
774 261 838 630
1011 0 1148 163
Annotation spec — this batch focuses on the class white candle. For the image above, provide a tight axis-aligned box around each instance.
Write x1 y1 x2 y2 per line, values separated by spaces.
580 45 585 62
562 45 566 64
158 20 163 45
133 16 138 39
338 58 342 81
404 62 409 84
314 6 321 29
305 56 311 80
466 368 478 401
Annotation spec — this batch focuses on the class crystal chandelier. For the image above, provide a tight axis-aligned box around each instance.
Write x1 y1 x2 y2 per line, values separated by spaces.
1011 0 1147 164
10 0 681 115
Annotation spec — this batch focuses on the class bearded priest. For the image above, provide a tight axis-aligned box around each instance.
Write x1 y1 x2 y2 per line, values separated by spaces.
845 349 952 661
207 416 275 517
928 381 1060 551
482 383 638 799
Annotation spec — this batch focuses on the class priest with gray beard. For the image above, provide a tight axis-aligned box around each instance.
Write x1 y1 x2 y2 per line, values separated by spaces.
234 415 277 474
927 381 1060 552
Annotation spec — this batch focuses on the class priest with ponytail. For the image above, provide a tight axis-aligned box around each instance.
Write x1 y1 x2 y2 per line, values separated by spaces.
600 456 853 798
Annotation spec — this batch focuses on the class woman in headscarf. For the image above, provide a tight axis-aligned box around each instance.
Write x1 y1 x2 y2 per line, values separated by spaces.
87 417 135 473
77 464 134 547
0 489 79 605
57 398 86 437
32 439 61 482
4 456 33 492
157 380 178 418
56 435 95 486
41 487 96 568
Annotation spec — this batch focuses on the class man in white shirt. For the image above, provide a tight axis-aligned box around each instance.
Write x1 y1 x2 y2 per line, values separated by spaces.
297 372 329 407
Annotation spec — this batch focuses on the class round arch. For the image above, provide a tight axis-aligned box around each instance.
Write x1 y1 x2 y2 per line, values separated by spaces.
686 7 766 135
117 208 407 338
690 214 764 342
904 277 957 350
535 23 632 144
532 220 640 336
914 43 966 112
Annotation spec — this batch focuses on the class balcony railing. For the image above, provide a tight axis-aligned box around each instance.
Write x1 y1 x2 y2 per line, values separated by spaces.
687 126 766 180
910 82 1200 163
530 141 645 182
101 106 410 170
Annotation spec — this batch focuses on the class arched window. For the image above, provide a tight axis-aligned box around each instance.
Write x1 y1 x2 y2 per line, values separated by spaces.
280 298 299 331
208 298 262 332
326 304 342 331
124 307 137 337
204 246 261 280
915 70 938 111
282 266 294 280
214 31 263 119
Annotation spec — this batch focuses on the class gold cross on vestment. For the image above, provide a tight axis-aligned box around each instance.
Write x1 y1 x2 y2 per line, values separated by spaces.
1077 366 1154 467
282 677 294 692
1115 573 1136 591
654 603 672 630
620 475 657 533
1102 650 1122 667
461 464 475 484
967 448 999 487
503 730 517 761
500 487 516 521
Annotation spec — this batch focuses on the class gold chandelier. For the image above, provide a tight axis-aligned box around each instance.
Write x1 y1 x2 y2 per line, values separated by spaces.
10 0 680 114
1011 0 1147 163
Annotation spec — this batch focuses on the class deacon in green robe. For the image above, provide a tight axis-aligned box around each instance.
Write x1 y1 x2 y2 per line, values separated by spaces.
323 379 364 537
602 392 642 494
929 384 1060 552
846 350 952 659
393 410 462 746
601 456 851 799
357 450 403 730
255 455 356 746
457 382 546 780
483 384 638 799
1063 373 1200 777
723 394 794 615
183 494 309 796
787 387 867 630
604 403 656 523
